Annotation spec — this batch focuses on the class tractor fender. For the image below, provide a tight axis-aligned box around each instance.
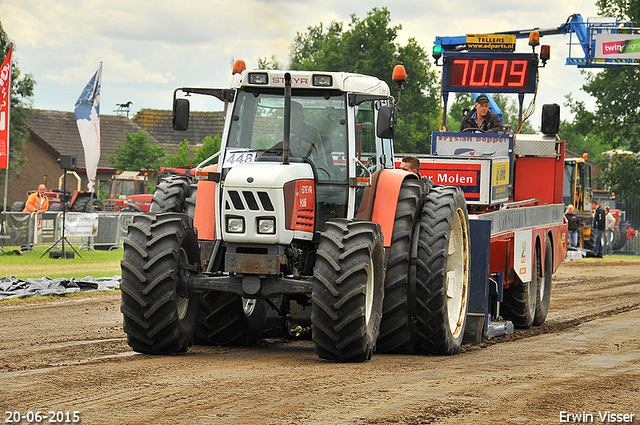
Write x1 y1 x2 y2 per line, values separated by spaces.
356 168 419 248
193 164 218 240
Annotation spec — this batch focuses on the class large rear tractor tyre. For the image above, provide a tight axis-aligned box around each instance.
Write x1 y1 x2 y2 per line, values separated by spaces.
151 175 193 213
414 186 470 355
71 196 103 212
48 202 64 212
120 213 201 354
194 292 267 346
533 237 553 326
312 219 385 362
503 244 539 329
184 182 198 219
377 178 425 354
611 226 626 251
11 201 25 212
582 227 595 251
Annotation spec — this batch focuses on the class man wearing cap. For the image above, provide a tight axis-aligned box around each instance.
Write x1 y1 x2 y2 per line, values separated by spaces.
459 94 504 133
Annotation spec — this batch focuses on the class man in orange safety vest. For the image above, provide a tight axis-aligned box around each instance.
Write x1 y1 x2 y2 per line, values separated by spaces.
23 184 50 214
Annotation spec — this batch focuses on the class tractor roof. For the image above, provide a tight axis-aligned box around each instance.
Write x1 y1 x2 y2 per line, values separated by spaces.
231 69 391 97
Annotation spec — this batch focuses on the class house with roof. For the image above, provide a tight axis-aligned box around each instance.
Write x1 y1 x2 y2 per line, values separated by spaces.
7 108 225 207
7 110 158 206
132 109 224 153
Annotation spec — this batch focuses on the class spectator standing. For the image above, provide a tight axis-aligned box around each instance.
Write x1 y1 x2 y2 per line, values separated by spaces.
23 184 49 214
604 206 616 255
565 205 580 248
590 200 605 258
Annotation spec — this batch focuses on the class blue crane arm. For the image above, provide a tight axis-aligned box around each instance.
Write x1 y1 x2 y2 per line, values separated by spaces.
435 14 636 68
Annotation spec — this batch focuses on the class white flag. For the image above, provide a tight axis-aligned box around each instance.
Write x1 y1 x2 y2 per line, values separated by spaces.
74 63 102 192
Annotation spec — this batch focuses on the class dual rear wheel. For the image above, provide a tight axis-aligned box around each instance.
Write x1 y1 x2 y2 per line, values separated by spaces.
377 181 471 356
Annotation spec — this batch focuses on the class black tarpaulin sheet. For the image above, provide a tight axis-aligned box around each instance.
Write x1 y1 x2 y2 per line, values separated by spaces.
0 276 120 300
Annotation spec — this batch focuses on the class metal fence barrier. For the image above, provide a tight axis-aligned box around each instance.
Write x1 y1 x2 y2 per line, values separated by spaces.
2 211 639 254
1 211 137 252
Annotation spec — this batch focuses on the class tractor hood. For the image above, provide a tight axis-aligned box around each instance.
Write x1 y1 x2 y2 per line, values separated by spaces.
224 161 314 188
221 161 315 246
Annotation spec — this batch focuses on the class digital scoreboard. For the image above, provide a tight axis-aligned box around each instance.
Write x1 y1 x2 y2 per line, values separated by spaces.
442 52 538 94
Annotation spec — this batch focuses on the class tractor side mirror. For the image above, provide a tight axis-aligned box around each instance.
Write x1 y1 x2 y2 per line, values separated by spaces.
376 104 397 139
173 98 190 131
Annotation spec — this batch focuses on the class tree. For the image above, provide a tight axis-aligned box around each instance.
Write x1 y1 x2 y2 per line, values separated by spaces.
193 135 221 165
560 1 640 214
164 140 191 168
394 37 440 153
289 8 440 153
107 131 165 171
582 66 640 152
0 21 36 185
566 1 640 153
163 135 222 168
598 153 640 207
257 56 282 70
560 94 611 158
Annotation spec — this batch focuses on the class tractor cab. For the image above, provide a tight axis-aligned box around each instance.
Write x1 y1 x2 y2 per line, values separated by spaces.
173 66 400 237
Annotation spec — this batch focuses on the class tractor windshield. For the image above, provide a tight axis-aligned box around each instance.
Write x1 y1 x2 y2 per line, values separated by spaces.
110 179 145 199
226 89 348 182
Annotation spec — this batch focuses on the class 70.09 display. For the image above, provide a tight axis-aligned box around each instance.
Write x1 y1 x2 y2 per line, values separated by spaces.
443 53 538 94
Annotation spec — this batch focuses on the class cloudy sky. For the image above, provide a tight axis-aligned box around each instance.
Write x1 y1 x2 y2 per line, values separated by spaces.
1 0 601 128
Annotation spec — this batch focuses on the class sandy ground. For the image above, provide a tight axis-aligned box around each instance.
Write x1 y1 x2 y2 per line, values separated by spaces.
1 259 639 425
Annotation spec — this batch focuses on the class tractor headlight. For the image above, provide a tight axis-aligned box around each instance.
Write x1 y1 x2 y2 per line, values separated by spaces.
312 74 333 87
258 218 276 234
227 217 245 233
248 72 268 84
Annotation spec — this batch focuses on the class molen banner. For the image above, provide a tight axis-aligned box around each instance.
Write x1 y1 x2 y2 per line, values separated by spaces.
594 33 640 60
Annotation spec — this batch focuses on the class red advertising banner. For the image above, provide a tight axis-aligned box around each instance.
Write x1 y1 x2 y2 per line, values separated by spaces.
419 162 483 200
0 45 12 169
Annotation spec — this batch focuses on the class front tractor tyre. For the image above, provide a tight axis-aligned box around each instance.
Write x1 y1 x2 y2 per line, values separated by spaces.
312 219 385 362
415 186 470 355
120 213 200 354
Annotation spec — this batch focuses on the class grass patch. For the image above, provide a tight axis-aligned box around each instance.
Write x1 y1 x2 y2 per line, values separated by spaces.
1 246 123 280
580 254 640 262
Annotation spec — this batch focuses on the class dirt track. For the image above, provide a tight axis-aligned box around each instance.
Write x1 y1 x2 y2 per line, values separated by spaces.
1 259 639 425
